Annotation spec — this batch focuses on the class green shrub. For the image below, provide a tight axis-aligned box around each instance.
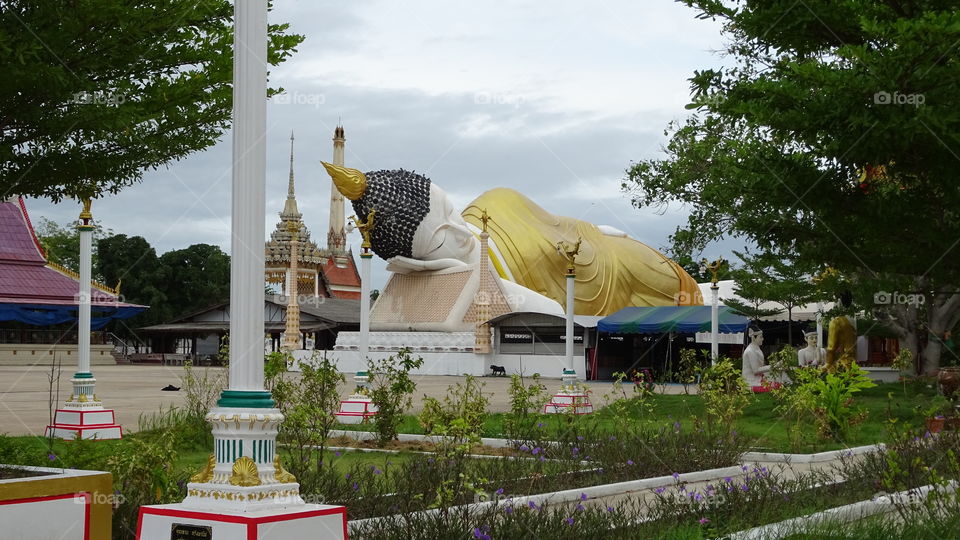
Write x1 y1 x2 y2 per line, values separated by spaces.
367 349 423 446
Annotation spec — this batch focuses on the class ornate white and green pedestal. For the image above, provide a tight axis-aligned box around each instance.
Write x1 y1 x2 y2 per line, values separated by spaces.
137 393 346 539
45 373 123 440
137 1 345 537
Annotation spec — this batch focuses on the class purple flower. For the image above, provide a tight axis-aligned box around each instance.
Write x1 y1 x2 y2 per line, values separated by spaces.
532 447 541 455
334 451 342 457
373 467 382 475
740 484 749 492
672 472 680 479
352 482 359 491
519 444 530 452
606 506 614 512
693 493 703 502
344 473 351 479
496 488 505 495
537 422 544 428
699 517 710 525
504 506 514 514
580 493 588 501
723 477 733 484
572 447 580 456
577 435 584 441
741 465 749 472
674 421 681 431
529 500 538 509
565 517 575 526
539 455 546 462
473 528 491 540
576 503 585 511
627 459 635 466
655 487 666 494
47 453 56 461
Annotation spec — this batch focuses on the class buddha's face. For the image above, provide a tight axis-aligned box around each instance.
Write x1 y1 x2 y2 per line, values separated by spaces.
410 184 478 263
805 333 817 348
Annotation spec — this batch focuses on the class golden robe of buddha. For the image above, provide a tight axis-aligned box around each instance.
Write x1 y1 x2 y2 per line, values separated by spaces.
462 189 699 315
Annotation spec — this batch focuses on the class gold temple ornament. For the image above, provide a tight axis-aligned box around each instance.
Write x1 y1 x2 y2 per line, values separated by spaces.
229 456 262 487
321 162 367 200
350 209 376 250
190 454 216 483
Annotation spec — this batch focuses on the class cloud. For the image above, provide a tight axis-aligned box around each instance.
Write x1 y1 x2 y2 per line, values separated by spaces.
24 1 734 293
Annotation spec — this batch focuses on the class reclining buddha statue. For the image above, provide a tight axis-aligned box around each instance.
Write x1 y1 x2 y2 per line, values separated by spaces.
321 162 700 317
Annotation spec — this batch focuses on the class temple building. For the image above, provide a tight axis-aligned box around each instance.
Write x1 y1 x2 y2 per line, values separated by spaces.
264 127 361 300
0 197 146 365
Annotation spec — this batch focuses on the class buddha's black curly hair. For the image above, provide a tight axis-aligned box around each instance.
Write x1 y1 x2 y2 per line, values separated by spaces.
352 169 431 260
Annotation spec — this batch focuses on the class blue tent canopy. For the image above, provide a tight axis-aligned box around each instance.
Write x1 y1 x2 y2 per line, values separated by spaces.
597 305 749 335
0 303 146 330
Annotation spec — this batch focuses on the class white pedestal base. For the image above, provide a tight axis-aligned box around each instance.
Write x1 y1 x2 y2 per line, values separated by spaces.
137 503 347 540
544 392 593 415
45 407 122 440
335 395 377 425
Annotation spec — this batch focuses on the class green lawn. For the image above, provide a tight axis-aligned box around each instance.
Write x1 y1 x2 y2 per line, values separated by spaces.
338 379 942 453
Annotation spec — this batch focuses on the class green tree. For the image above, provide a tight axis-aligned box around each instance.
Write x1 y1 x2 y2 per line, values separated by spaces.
96 234 168 327
728 250 820 345
1 1 303 201
156 243 230 319
34 217 111 278
624 1 960 373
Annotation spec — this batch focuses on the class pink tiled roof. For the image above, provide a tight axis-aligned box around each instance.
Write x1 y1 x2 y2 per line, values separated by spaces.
0 198 45 263
0 264 122 305
0 198 143 308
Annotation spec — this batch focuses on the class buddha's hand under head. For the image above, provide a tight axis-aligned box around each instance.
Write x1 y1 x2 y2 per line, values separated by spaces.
385 256 470 274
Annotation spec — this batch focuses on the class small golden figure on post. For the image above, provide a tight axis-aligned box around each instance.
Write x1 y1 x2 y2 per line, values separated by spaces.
480 208 491 233
350 209 376 251
556 237 582 275
701 257 726 286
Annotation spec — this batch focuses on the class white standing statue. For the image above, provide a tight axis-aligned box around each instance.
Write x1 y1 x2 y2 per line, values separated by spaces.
742 327 771 388
798 330 826 367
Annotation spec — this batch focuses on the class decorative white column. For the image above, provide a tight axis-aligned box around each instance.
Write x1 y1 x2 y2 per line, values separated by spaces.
283 221 301 352
139 2 346 535
565 268 576 372
353 210 375 363
474 210 493 354
359 252 372 362
46 199 122 440
711 283 719 365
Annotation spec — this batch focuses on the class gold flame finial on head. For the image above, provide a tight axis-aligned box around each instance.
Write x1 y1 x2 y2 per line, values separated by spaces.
321 161 366 201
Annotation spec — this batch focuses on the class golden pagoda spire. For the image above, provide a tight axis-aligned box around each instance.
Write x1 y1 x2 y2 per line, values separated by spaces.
282 130 300 219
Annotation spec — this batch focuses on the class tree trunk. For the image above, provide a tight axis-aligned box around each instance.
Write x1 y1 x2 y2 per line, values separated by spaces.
787 306 793 345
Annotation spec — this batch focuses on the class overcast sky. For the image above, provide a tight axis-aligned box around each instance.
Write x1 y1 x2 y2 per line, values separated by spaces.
26 0 732 291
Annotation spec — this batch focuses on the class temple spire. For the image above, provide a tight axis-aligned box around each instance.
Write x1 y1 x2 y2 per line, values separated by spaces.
282 130 300 219
328 125 347 252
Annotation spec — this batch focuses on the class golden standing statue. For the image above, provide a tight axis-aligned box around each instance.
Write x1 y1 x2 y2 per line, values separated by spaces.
350 209 376 250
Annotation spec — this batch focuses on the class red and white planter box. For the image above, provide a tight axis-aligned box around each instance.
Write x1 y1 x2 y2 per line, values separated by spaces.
335 397 377 425
46 408 122 440
544 393 594 415
137 503 348 540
